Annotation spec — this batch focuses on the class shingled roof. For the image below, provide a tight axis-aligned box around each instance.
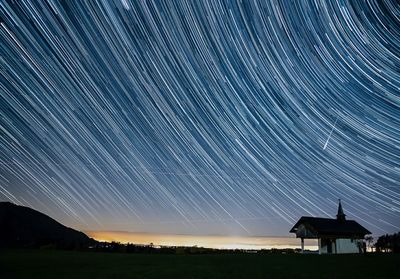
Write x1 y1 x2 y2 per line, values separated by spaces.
290 200 371 238
289 216 371 237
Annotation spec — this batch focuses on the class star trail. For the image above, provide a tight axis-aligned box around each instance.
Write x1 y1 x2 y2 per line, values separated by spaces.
0 0 399 237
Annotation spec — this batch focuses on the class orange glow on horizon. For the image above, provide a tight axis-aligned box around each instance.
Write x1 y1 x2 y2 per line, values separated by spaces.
86 231 318 250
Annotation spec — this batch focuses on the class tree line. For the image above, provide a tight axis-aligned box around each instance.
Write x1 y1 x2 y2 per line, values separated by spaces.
374 232 400 253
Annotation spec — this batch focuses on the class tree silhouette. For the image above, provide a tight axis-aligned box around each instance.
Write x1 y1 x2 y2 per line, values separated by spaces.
375 232 400 253
365 235 374 252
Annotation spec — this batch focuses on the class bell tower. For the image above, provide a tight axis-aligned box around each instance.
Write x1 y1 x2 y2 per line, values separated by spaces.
336 199 346 222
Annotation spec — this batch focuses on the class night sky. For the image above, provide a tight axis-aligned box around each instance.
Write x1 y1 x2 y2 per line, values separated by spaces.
1 0 399 238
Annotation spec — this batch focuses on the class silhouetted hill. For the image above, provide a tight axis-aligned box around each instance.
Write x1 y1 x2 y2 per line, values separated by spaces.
0 202 96 249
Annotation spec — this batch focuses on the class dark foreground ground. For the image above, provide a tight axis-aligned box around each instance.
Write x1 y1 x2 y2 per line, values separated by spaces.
1 250 399 279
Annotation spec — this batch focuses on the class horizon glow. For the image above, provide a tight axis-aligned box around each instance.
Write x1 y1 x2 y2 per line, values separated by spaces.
86 231 318 251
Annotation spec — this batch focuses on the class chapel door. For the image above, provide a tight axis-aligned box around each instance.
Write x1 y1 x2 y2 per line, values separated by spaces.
327 240 332 253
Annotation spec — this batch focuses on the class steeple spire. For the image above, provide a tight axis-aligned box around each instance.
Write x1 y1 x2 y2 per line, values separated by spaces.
336 199 346 222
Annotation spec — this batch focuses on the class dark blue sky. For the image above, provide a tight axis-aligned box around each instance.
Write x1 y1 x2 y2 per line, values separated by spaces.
1 0 399 237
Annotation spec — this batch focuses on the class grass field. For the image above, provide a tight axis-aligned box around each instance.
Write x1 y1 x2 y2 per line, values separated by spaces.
1 250 399 279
